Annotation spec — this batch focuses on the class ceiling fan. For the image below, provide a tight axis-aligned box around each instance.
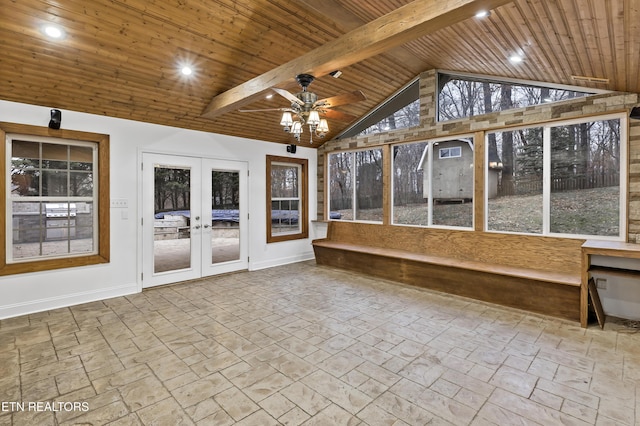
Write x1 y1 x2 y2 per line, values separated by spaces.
239 74 367 143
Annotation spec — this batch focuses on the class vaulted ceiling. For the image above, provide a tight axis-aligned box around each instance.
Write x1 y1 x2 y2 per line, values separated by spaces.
2 0 639 147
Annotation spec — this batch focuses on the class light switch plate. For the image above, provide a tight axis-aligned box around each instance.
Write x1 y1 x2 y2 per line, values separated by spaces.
110 198 128 208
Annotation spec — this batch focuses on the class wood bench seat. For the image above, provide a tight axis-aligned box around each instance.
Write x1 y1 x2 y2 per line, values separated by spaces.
313 222 585 321
314 240 581 287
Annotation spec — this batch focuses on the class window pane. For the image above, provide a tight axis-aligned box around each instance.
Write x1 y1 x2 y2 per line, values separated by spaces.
271 199 300 235
69 145 93 165
42 143 68 161
12 202 44 259
438 73 592 122
432 140 473 227
271 164 299 198
12 201 93 260
487 128 543 233
12 140 40 159
70 201 94 253
11 141 40 197
358 99 420 136
550 119 620 236
42 160 68 170
41 170 68 196
70 171 93 196
393 142 428 226
11 169 39 196
329 152 353 220
355 149 383 222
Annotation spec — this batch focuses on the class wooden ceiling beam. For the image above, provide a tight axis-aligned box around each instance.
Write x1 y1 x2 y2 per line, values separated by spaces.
297 0 432 74
201 0 514 119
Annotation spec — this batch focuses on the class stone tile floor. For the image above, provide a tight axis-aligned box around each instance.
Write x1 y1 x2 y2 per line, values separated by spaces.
0 261 638 425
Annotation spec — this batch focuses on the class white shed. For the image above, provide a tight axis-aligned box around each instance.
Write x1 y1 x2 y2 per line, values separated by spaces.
417 139 501 201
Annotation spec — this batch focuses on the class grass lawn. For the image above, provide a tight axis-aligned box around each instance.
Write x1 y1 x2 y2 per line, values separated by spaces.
337 186 619 236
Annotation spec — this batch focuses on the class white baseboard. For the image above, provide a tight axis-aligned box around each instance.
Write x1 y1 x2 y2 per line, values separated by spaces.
0 283 138 320
250 251 315 271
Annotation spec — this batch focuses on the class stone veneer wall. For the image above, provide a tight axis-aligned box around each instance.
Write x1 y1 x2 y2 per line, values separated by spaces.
317 69 640 242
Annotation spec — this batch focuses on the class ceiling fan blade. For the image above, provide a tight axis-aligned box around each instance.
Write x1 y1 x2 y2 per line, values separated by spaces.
238 107 293 113
272 88 303 106
322 109 357 123
314 90 367 108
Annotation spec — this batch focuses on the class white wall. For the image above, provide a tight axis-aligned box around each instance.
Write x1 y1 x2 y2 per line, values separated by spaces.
0 100 317 319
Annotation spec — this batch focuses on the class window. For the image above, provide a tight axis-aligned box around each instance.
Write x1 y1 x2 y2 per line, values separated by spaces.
487 127 544 234
438 72 595 122
266 155 308 243
486 115 625 238
1 122 109 275
394 138 474 228
338 78 420 138
356 99 420 136
328 149 383 222
439 146 461 159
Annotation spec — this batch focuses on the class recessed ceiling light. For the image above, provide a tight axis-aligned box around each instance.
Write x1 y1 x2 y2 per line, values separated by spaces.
42 24 65 39
475 10 491 18
509 54 523 64
180 66 193 76
266 94 273 99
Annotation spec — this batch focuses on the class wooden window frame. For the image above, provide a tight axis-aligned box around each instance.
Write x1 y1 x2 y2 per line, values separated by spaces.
1 122 110 275
266 155 308 243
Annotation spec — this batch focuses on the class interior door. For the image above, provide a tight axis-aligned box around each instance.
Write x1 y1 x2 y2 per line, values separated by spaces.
142 153 248 288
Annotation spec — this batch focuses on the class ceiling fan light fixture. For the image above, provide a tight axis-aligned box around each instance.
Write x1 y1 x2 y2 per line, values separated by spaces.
280 111 293 132
316 119 329 137
241 73 363 144
307 110 320 128
291 121 303 141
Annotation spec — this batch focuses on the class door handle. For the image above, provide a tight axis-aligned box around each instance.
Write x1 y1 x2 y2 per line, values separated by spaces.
203 224 210 229
193 225 201 229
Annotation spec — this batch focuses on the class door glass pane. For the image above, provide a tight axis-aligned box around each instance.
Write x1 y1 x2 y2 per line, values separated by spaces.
153 166 191 273
211 170 240 264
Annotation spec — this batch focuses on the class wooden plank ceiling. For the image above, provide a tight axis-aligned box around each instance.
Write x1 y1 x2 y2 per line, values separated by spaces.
1 0 639 147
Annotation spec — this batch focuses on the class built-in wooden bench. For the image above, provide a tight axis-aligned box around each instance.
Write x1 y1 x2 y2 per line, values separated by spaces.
313 221 585 321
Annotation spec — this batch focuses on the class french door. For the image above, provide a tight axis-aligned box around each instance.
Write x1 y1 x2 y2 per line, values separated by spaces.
142 153 248 288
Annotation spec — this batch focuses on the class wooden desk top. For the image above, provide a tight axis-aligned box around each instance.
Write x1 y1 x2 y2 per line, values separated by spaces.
582 240 640 259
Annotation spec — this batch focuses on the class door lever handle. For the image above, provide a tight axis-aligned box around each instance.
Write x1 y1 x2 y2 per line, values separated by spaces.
203 224 211 228
193 225 201 229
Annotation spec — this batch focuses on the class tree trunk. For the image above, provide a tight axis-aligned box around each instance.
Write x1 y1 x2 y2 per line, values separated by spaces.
500 85 514 194
483 82 498 164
